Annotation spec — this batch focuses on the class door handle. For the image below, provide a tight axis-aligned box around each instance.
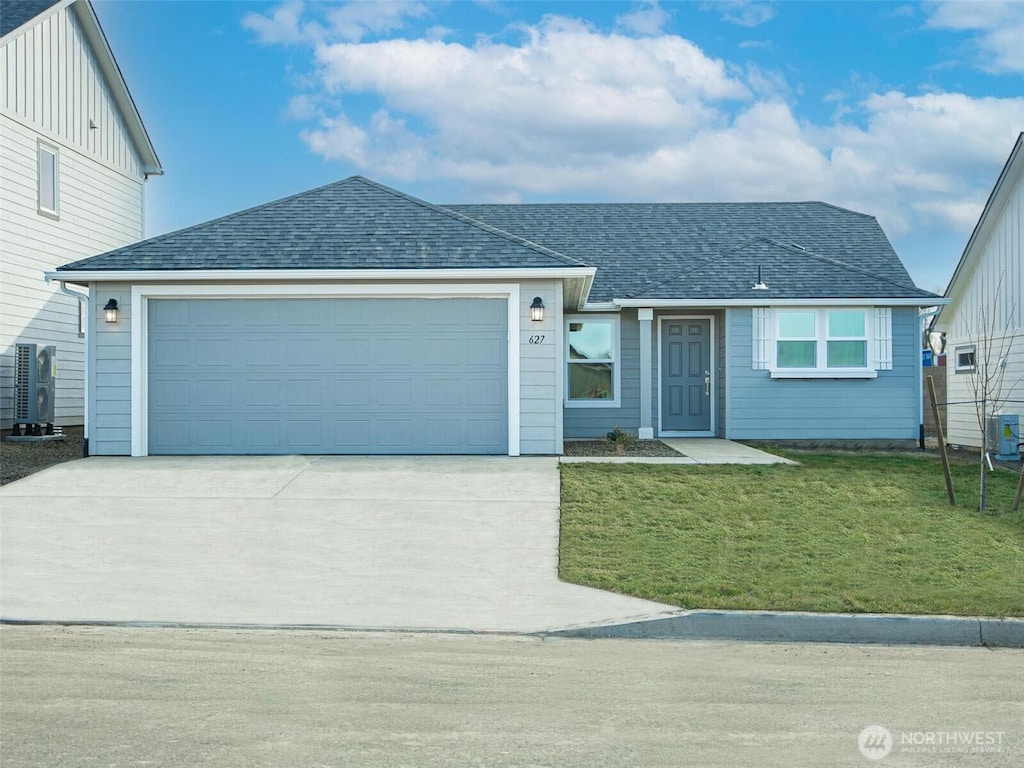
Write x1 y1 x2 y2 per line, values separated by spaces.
704 370 710 396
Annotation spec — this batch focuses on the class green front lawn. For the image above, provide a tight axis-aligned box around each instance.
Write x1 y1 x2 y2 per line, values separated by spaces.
559 453 1024 616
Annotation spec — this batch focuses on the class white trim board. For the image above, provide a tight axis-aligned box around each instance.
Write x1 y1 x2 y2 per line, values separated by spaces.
128 282 522 457
49 267 595 283
613 298 947 308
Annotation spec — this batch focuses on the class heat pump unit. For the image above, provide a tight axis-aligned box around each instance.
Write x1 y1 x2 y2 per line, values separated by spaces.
13 343 56 425
989 414 1020 461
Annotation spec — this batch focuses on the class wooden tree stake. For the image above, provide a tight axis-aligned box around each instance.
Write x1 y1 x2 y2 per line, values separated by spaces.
928 375 956 506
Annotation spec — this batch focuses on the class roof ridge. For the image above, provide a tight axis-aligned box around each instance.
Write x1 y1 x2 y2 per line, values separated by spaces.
758 237 932 296
358 178 589 267
62 177 368 268
60 175 593 272
625 239 756 298
627 236 932 299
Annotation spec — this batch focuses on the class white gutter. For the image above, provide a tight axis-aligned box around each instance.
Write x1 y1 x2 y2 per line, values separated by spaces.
46 266 596 284
613 297 949 308
54 281 90 451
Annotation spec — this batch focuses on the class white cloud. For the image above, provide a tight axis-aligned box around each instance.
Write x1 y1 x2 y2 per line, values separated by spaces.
704 1 777 28
821 91 1024 235
926 0 1024 73
243 0 428 46
615 1 672 36
242 1 322 45
324 1 429 43
248 1 1024 290
305 15 749 170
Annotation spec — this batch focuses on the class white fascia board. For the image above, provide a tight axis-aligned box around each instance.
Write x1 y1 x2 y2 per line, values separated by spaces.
46 267 596 285
72 1 163 174
613 297 949 308
936 132 1023 320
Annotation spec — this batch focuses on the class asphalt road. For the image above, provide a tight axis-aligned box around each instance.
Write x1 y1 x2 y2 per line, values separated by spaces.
1 627 1021 768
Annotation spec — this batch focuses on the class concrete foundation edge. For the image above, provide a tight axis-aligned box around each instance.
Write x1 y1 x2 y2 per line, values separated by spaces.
541 610 1024 647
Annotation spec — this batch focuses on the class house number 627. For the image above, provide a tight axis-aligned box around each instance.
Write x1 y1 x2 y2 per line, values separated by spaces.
528 335 545 344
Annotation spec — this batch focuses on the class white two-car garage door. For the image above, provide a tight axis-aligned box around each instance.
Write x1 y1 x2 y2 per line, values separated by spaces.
147 297 508 455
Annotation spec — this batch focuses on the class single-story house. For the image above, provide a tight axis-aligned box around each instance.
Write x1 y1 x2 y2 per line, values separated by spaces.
48 176 942 456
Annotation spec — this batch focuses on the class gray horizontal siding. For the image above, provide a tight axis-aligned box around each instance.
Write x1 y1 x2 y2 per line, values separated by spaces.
726 307 919 440
89 284 131 455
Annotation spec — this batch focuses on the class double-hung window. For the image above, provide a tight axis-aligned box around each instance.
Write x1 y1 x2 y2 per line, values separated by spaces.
38 142 59 218
565 316 620 406
771 308 874 377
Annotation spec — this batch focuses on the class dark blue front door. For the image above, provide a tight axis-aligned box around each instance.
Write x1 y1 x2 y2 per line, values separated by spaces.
661 319 711 432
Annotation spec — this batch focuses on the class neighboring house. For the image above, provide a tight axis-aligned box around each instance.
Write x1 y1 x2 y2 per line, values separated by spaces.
0 0 161 429
931 132 1023 450
50 176 940 457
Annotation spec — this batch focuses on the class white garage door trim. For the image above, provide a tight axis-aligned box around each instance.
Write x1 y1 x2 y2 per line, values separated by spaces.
131 283 521 457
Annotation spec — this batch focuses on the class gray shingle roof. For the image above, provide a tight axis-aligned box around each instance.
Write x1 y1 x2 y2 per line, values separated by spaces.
449 202 934 301
59 175 936 302
627 238 936 300
1 0 61 37
58 177 587 272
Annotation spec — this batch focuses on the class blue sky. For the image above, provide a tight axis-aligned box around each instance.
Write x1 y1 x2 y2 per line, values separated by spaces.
94 0 1024 293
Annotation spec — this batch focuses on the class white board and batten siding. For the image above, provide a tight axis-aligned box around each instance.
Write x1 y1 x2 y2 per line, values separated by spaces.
938 140 1023 449
86 280 564 457
0 2 148 428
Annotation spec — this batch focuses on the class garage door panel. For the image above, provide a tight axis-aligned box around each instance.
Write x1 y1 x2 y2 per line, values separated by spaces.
148 298 507 455
197 420 232 447
468 379 504 407
195 379 232 407
467 338 506 366
334 379 371 407
334 420 371 449
244 380 282 406
151 379 191 408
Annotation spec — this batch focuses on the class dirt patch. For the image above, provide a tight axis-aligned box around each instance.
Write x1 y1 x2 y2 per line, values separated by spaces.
1 427 85 485
562 439 683 458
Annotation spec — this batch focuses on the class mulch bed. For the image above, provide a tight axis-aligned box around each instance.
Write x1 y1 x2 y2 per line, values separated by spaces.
562 439 683 458
1 427 84 485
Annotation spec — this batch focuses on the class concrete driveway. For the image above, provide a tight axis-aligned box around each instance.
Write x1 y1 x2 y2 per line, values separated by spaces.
0 456 674 633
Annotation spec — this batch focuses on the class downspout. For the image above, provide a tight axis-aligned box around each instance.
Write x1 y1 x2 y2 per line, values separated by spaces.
919 307 942 451
54 280 90 457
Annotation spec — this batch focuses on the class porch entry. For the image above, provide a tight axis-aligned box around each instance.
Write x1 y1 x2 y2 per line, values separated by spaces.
661 318 712 433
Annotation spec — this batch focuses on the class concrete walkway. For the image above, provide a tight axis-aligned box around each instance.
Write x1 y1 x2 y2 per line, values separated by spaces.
0 456 675 633
560 438 795 465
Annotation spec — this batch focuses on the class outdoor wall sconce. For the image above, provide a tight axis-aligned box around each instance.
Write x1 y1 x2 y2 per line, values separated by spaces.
104 298 119 323
530 296 545 322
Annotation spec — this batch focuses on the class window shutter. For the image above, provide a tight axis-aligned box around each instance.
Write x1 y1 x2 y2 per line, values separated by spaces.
752 307 769 369
874 307 892 370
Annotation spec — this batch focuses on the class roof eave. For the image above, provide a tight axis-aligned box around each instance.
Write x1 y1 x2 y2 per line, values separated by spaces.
47 266 596 285
72 0 162 175
612 297 948 308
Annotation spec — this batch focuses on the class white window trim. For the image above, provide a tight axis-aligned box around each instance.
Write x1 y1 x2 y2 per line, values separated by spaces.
129 283 521 457
37 141 59 218
768 307 877 379
564 314 621 408
954 344 977 374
